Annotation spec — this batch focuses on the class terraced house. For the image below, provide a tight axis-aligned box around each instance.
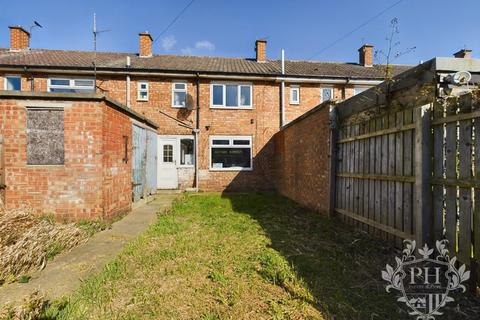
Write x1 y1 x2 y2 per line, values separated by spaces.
0 25 410 219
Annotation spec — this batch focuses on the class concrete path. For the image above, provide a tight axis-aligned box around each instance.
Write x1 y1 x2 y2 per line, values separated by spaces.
0 192 179 307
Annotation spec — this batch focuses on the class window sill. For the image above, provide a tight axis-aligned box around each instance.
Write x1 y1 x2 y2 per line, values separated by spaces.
210 106 253 110
172 105 186 108
290 102 300 105
137 99 149 102
26 164 65 168
209 167 253 172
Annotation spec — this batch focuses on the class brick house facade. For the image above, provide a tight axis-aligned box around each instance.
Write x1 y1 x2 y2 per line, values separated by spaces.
0 25 411 217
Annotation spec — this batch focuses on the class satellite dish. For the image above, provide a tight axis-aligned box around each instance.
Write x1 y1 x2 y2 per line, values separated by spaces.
453 71 472 84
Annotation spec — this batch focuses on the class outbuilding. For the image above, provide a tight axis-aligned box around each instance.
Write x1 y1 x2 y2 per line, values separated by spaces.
0 91 158 220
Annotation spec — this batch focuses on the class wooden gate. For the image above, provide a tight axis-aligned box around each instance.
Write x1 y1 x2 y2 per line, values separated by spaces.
132 124 147 202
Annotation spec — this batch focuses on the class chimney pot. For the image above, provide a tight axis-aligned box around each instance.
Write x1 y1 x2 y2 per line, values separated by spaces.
9 26 30 51
358 44 373 67
139 32 153 57
453 49 472 59
255 39 267 63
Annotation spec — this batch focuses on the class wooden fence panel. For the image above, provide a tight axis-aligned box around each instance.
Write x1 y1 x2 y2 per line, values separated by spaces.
335 108 416 243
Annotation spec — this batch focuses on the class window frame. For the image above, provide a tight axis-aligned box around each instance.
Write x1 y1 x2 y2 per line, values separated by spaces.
320 86 334 103
290 85 300 105
137 80 149 101
4 75 22 91
210 82 253 109
179 137 195 166
47 77 95 93
209 135 253 171
172 81 188 108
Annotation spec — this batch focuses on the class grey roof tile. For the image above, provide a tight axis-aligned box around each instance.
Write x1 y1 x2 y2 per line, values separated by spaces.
0 48 411 79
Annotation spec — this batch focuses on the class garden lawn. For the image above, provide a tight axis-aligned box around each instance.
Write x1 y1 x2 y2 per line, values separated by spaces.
48 193 407 319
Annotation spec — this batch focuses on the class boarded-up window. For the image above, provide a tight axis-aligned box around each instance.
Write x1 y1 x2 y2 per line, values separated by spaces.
26 108 64 165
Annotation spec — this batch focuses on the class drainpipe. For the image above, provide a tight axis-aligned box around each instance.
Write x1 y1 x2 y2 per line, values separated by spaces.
126 56 131 108
280 49 285 127
193 73 200 191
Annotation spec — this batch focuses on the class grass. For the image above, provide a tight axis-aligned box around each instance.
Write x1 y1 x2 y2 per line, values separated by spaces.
43 192 415 319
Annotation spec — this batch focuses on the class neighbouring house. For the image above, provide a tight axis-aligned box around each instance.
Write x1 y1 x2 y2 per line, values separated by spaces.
0 25 410 219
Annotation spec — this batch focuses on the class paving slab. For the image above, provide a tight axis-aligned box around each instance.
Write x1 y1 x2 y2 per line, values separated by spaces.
0 192 179 307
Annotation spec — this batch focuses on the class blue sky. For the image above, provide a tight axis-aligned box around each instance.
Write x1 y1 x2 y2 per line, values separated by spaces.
0 0 478 65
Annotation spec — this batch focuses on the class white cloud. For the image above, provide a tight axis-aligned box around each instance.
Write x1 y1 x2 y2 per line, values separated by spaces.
195 40 215 51
161 35 177 51
180 47 193 55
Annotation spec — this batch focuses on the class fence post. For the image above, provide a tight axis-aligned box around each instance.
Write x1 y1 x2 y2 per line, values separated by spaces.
413 104 433 246
328 105 338 218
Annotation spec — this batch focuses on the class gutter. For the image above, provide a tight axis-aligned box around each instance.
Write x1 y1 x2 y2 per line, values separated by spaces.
0 66 386 84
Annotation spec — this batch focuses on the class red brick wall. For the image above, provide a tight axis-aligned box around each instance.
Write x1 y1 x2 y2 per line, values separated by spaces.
0 98 135 220
273 104 332 214
101 102 132 219
0 100 104 220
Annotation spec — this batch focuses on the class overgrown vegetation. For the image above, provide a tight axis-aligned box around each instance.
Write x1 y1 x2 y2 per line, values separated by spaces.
0 207 104 286
42 193 416 319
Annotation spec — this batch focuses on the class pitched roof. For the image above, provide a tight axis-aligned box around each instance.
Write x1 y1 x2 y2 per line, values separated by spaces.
0 48 411 79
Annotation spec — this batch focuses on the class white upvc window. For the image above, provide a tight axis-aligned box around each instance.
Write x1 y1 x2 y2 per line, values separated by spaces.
4 75 21 91
47 78 95 93
210 83 252 109
210 136 253 171
290 85 300 104
354 86 369 95
172 81 187 108
320 86 334 103
137 81 149 101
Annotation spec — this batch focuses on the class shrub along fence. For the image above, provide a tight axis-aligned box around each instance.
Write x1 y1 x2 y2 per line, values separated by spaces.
274 57 480 290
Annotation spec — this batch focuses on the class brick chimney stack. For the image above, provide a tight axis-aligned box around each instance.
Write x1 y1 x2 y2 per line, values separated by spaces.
453 49 472 59
358 44 373 67
9 26 30 51
255 39 267 63
139 32 153 57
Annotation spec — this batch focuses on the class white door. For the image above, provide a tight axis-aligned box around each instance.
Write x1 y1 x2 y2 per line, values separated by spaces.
157 137 179 189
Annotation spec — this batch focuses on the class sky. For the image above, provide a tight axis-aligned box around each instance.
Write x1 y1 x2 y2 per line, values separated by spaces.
0 0 479 65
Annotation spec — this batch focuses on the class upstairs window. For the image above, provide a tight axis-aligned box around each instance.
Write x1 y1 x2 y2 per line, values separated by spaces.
48 78 94 93
137 81 149 101
290 85 300 104
210 136 252 170
211 83 252 108
321 87 334 103
5 76 21 91
172 82 187 107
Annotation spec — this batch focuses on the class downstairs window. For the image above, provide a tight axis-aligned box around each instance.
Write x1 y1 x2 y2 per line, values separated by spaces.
210 136 252 170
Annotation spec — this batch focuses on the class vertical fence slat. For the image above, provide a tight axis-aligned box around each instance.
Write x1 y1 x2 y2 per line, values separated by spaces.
404 109 414 238
473 96 480 291
458 95 473 264
444 99 458 252
388 113 396 244
395 111 404 247
432 101 445 240
414 105 432 246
